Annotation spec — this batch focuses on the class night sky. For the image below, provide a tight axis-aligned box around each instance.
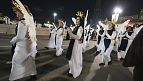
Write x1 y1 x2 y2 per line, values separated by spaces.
0 0 143 24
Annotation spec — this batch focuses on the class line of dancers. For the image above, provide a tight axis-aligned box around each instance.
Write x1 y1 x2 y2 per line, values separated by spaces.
95 20 143 66
8 0 143 81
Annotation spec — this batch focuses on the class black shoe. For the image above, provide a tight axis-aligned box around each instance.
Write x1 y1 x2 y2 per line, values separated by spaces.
36 52 40 57
96 51 100 54
99 63 105 66
45 47 49 49
25 75 37 81
120 58 124 61
108 61 112 65
67 73 73 77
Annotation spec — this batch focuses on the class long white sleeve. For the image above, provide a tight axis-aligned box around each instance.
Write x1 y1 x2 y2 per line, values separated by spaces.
126 32 135 40
115 24 126 33
10 21 27 44
98 21 108 30
118 20 130 28
68 27 83 40
115 20 130 34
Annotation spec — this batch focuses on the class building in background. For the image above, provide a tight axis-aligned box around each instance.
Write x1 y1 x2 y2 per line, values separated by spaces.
119 9 143 23
0 13 11 24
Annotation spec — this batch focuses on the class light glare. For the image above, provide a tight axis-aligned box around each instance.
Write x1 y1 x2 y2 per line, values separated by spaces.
114 7 122 14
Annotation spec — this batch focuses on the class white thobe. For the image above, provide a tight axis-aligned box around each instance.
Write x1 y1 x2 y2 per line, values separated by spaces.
56 27 64 56
48 28 56 48
103 30 117 64
9 20 37 81
68 26 83 78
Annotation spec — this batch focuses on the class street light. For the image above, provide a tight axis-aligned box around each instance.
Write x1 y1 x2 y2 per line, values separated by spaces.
114 7 122 14
112 7 123 23
53 12 57 23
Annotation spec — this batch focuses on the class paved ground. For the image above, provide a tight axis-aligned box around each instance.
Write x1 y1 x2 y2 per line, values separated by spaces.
0 34 134 81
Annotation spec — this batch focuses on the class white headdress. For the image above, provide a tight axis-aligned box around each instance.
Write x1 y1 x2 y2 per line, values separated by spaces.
12 0 37 42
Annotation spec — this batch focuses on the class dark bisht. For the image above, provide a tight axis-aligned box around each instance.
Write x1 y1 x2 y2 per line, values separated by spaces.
66 26 80 60
123 28 143 67
66 11 85 60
